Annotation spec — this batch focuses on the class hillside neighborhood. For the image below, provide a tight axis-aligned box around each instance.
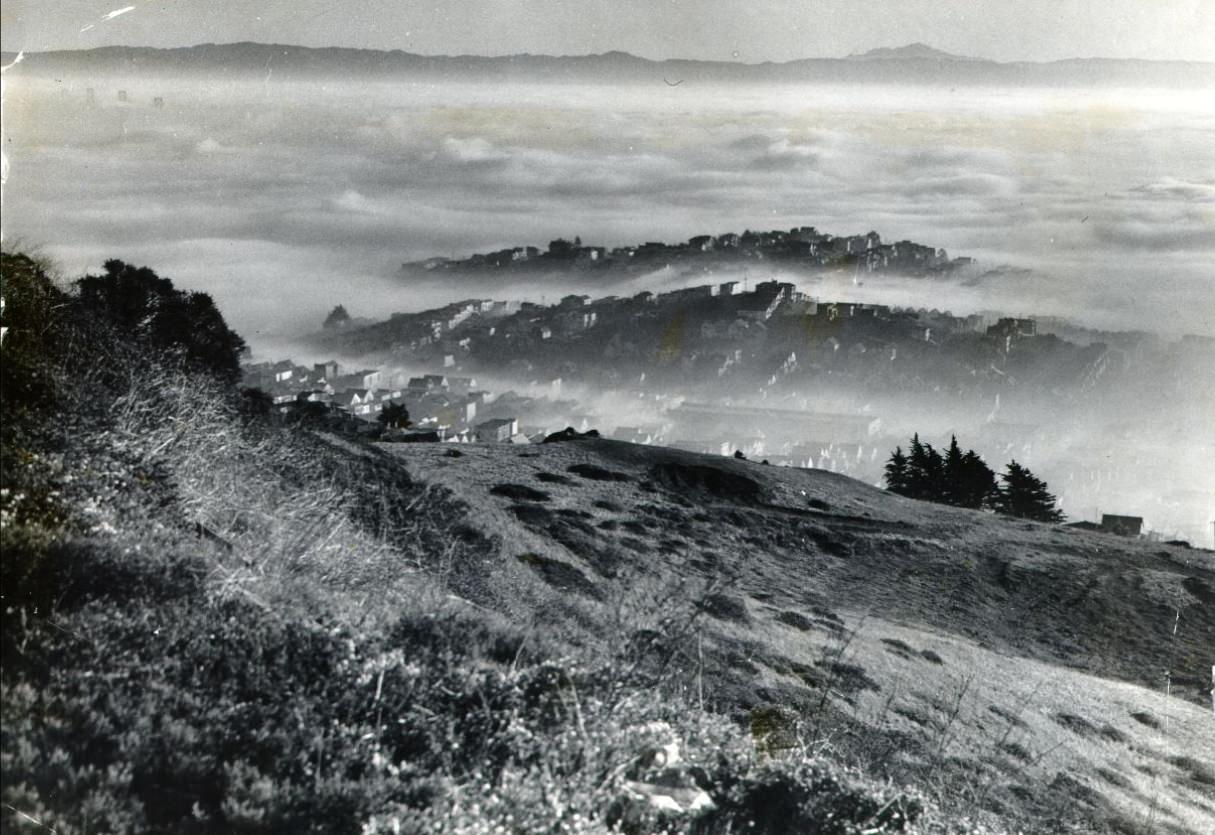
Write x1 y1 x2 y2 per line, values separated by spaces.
242 276 1213 544
403 225 975 280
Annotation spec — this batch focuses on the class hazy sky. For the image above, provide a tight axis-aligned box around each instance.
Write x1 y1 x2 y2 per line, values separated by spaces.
3 0 1214 62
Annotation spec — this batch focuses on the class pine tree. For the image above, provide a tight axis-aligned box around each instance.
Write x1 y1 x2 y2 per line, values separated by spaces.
884 446 910 495
943 435 965 506
923 443 945 501
995 460 1064 522
958 449 999 509
907 434 945 501
905 434 928 499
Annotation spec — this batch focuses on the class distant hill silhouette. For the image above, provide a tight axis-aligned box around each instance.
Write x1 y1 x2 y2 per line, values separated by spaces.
846 43 982 62
4 41 1213 87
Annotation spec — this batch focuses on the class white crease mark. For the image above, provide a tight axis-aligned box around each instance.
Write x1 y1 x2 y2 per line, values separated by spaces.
0 52 19 193
103 6 137 22
80 5 138 32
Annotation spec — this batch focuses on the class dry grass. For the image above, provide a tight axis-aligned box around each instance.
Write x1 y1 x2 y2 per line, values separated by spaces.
379 438 1215 832
3 355 944 834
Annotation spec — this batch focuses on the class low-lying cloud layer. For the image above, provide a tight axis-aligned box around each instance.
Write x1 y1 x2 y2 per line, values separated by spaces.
3 77 1213 345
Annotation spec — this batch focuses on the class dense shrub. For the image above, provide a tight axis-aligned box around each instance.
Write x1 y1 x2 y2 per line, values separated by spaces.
76 259 247 382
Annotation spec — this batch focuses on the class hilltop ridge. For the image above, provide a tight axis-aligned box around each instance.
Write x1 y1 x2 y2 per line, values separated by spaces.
400 225 970 281
5 41 1213 87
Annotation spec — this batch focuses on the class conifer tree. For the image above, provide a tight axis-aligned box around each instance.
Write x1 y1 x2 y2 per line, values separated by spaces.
943 435 965 505
995 460 1064 522
907 434 945 501
884 446 910 495
958 449 999 509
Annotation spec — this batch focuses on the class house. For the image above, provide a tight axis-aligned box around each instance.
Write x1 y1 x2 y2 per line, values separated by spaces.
738 290 786 322
407 374 449 394
267 383 301 406
295 389 331 404
447 377 477 395
789 227 824 243
575 247 606 263
719 281 741 296
476 417 519 443
272 360 296 383
1101 514 1144 537
333 369 381 390
333 389 371 416
313 360 340 381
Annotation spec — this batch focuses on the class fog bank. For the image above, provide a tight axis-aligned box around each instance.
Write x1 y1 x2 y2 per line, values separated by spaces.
3 76 1213 347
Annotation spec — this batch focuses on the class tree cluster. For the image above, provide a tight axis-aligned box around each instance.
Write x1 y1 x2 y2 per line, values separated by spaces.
378 401 411 429
76 259 247 381
322 304 352 329
884 434 1063 522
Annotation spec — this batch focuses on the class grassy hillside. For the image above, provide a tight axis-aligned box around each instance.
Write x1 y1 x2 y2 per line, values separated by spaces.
382 440 1215 832
0 251 943 835
3 250 1212 833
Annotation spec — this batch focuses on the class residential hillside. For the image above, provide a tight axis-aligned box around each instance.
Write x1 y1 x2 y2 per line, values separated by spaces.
398 226 971 281
3 250 1213 834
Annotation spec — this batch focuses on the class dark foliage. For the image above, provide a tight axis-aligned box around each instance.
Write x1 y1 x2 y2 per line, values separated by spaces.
542 426 600 443
883 446 909 495
885 434 1052 520
0 253 67 420
956 449 1000 509
76 260 247 381
905 434 945 502
995 460 1065 522
377 401 411 429
323 304 352 329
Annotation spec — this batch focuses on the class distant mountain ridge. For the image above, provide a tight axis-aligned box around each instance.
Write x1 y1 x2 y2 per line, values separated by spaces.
846 43 981 62
5 41 1213 87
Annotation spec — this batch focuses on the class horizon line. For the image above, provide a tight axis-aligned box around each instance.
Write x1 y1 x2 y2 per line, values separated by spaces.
3 40 1213 67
